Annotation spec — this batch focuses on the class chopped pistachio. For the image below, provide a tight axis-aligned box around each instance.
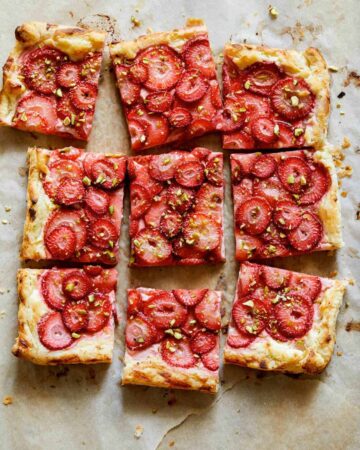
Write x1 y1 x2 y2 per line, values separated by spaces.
72 332 81 339
290 95 299 107
269 5 279 18
244 80 251 90
109 205 114 215
294 127 304 137
65 283 75 292
63 116 71 126
287 174 295 184
328 65 339 72
56 88 63 97
82 176 91 186
170 319 176 327
300 175 307 185
274 124 280 136
109 240 114 248
174 332 182 340
243 300 254 308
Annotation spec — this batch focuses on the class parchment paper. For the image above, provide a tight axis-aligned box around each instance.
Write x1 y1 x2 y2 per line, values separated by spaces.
0 0 359 449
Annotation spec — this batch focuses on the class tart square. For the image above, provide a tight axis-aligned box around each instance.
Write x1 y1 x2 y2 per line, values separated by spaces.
21 147 126 265
0 22 106 140
128 148 225 267
123 288 221 393
231 147 343 261
109 18 223 151
221 43 330 150
224 262 346 374
12 267 118 365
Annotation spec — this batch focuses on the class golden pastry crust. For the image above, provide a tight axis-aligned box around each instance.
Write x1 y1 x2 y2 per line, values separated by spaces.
224 43 330 149
224 278 346 374
109 18 206 61
12 269 115 365
0 21 106 127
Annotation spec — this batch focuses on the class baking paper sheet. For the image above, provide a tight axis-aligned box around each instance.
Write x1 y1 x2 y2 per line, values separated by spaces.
0 0 359 448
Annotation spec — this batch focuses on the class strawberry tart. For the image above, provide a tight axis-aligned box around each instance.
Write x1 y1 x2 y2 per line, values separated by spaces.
128 148 225 267
224 262 346 374
13 267 118 365
123 288 221 392
21 147 126 265
0 22 106 140
231 147 343 260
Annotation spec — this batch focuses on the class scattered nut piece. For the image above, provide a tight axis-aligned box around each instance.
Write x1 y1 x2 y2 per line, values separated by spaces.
329 66 339 72
336 351 343 357
342 136 351 149
329 270 338 278
3 396 13 406
169 441 175 447
131 16 141 28
268 5 279 18
341 191 348 198
4 206 11 212
134 425 143 439
2 219 8 224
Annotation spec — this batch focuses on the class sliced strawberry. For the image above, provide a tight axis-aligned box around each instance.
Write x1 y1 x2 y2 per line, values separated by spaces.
41 270 67 311
62 300 88 332
161 337 195 368
288 212 322 251
222 60 245 95
56 63 80 88
91 268 117 293
190 330 217 355
128 61 148 83
232 298 268 336
183 213 220 252
62 271 91 300
299 163 331 205
84 187 110 216
201 344 219 371
144 198 167 228
70 82 97 111
195 184 223 215
38 312 73 350
250 117 277 144
43 159 84 199
55 177 85 206
130 183 151 218
173 289 208 307
194 291 221 331
274 294 313 338
115 65 140 106
145 91 172 112
273 200 302 231
128 120 147 151
205 155 223 186
214 96 246 132
288 274 322 302
90 157 125 189
191 147 211 160
45 225 76 259
14 93 57 134
86 293 112 333
253 175 293 207
126 314 156 350
235 197 272 235
172 237 205 260
183 37 216 79
55 147 81 160
128 106 169 149
227 327 255 348
175 161 204 188
168 107 192 128
22 47 64 94
45 210 87 252
181 311 202 336
143 291 187 329
233 179 253 209
235 233 262 261
223 130 255 150
273 122 296 149
160 210 182 239
187 118 214 138
176 70 208 103
240 92 271 121
138 45 182 91
238 263 260 296
245 62 282 96
83 265 103 277
149 153 183 181
278 156 311 194
127 289 143 317
260 222 288 246
133 228 172 265
261 266 290 290
166 184 195 214
210 82 222 108
257 243 289 259
265 308 288 342
250 154 276 179
80 53 102 84
88 218 119 249
56 91 80 121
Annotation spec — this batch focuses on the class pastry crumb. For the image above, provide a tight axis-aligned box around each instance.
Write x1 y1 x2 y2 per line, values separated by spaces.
268 5 279 18
329 66 339 72
134 425 143 439
152 408 158 414
348 278 355 286
131 16 141 28
342 136 351 149
3 396 13 406
336 351 343 356
341 191 348 198
1 219 8 224
146 27 154 34
328 270 338 278
169 441 175 447
0 310 6 319
4 206 11 212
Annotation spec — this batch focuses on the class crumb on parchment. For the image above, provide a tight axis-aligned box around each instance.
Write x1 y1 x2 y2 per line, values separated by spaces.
342 136 351 149
3 396 13 406
268 5 279 18
134 425 143 439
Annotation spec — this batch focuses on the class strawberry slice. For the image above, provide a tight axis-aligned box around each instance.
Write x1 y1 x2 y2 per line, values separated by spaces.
210 82 222 108
253 175 293 207
138 45 182 91
43 159 84 199
143 291 187 329
14 93 57 134
183 213 221 252
128 106 169 149
41 270 67 311
85 187 110 216
62 300 89 332
288 212 323 251
176 70 208 103
214 96 246 132
55 178 85 206
173 289 208 307
183 36 216 79
133 228 172 265
80 53 102 84
128 61 148 83
161 337 196 368
273 200 302 231
273 122 296 149
261 266 290 290
145 91 173 112
126 314 156 350
160 210 182 239
240 93 271 121
38 312 73 350
250 154 276 179
70 82 97 111
245 62 282 96
90 157 125 189
181 311 202 336
232 298 268 336
288 274 322 302
149 153 183 181
187 118 214 138
88 218 119 249
56 92 80 121
250 117 277 144
168 107 192 128
278 156 311 194
274 294 313 338
235 233 262 261
83 265 103 277
235 197 272 235
194 291 221 331
55 147 81 160
91 268 117 293
190 330 217 354
260 223 288 246
265 308 288 342
175 161 204 188
45 210 87 252
115 65 141 106
166 184 195 214
62 270 91 300
130 183 151 218
257 243 289 259
227 326 255 348
45 225 76 259
86 293 112 333
56 63 80 88
222 60 244 96
205 155 223 186
191 147 211 160
195 184 223 214
238 262 260 296
233 179 253 208
128 120 147 151
223 130 255 150
299 163 330 205
201 343 219 371
172 237 205 260
22 47 64 94
127 289 143 317
144 199 167 228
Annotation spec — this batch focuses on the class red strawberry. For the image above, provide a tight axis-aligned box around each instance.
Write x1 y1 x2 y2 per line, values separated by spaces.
222 60 244 95
88 218 119 249
91 268 117 293
80 53 102 84
195 184 223 215
128 120 147 151
55 178 85 206
274 294 313 338
126 314 156 350
190 330 217 354
45 225 76 259
160 337 196 368
183 213 221 252
245 62 281 96
210 82 223 108
85 187 111 216
232 298 268 336
261 266 290 290
253 175 293 207
278 156 311 194
86 293 112 333
265 308 288 342
41 270 67 311
70 82 97 111
183 36 216 79
160 210 182 239
149 152 183 181
14 93 57 134
176 70 208 103
288 273 322 302
175 161 205 188
187 118 214 138
235 233 262 261
83 265 103 277
273 200 302 231
205 155 223 186
273 122 296 149
238 262 260 296
223 130 255 150
143 291 187 329
55 147 81 160
168 107 192 128
130 183 151 218
235 197 272 235
128 61 148 84
45 210 87 252
194 291 221 331
145 91 173 112
56 63 80 88
144 199 167 228
250 154 276 179
173 289 208 307
62 300 88 332
90 156 126 189
299 163 331 205
43 159 84 199
201 344 219 371
128 106 169 149
38 312 73 350
62 271 91 300
214 96 246 132
181 311 202 336
250 116 277 144
115 65 141 106
260 223 288 246
166 184 195 214
132 228 172 265
240 92 272 121
127 289 143 317
172 237 205 260
288 212 323 251
56 92 80 120
227 327 255 348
